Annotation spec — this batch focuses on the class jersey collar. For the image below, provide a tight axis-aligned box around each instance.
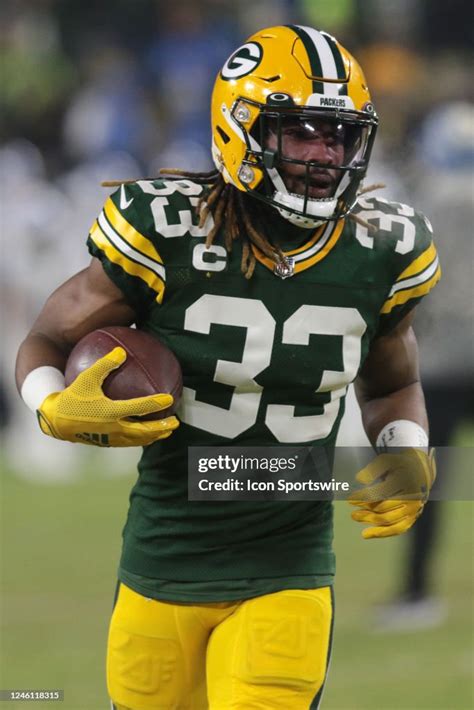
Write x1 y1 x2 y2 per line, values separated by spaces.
251 218 345 276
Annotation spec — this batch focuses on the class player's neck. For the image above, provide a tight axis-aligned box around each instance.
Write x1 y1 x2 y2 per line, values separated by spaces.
260 202 316 251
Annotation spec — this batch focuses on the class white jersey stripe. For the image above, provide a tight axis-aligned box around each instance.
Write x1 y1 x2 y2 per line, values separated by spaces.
388 255 439 297
98 212 166 282
292 221 334 262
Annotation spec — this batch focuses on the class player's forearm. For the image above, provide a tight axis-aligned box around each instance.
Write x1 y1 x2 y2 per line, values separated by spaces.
356 380 428 448
354 311 429 448
16 288 83 392
16 275 88 391
15 331 69 392
16 262 136 393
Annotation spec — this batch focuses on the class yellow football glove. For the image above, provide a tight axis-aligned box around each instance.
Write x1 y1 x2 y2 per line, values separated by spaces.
349 448 436 539
37 347 179 447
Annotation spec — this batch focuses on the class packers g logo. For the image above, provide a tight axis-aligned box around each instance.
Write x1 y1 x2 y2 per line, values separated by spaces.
221 42 263 80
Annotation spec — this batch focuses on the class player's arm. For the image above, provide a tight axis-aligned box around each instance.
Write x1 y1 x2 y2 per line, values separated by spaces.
350 311 436 538
354 310 427 445
16 258 134 382
16 259 178 447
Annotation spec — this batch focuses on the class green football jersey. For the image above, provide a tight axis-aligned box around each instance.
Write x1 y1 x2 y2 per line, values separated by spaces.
87 179 440 602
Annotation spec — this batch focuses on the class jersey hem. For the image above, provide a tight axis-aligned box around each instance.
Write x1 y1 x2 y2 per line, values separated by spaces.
118 568 334 603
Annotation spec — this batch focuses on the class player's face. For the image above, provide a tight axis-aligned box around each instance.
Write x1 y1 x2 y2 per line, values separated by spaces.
265 117 346 199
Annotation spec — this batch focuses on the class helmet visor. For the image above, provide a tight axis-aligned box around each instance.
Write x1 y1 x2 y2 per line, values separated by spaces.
262 113 370 199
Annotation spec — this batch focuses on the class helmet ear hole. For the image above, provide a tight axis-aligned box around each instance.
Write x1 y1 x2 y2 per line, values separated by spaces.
216 126 231 144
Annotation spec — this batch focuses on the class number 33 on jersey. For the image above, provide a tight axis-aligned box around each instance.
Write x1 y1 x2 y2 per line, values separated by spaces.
88 178 440 447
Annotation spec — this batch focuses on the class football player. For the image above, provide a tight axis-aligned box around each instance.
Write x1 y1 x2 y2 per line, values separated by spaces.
16 26 439 710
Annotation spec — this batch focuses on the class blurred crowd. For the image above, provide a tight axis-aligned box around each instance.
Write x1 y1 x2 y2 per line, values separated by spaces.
1 0 473 476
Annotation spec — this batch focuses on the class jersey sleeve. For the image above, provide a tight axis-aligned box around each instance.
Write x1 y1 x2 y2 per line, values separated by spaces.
377 210 441 335
87 183 166 313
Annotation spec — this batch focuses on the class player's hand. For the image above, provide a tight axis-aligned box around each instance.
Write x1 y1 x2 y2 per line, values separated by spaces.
37 347 179 447
349 449 436 539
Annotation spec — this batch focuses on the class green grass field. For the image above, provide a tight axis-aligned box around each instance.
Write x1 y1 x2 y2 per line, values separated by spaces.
1 454 472 710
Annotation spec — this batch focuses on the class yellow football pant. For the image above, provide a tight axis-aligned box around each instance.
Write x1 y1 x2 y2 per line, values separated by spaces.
108 583 333 710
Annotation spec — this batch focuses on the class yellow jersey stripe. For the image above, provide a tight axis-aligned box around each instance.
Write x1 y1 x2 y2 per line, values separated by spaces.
284 224 326 256
381 264 441 314
98 212 166 281
89 222 165 304
293 219 343 271
104 197 163 265
251 248 277 272
393 242 437 283
387 254 439 299
251 219 344 274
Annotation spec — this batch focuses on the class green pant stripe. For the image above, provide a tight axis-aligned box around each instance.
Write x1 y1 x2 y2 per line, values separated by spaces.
310 585 335 709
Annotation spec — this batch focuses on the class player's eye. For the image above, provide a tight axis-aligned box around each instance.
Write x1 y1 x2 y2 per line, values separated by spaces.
324 126 345 144
283 127 308 139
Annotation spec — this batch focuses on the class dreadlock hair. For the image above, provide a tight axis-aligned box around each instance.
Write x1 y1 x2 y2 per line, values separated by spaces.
158 168 286 279
102 170 385 279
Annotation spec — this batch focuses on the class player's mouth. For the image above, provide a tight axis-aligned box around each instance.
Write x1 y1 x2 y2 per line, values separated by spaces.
287 172 337 199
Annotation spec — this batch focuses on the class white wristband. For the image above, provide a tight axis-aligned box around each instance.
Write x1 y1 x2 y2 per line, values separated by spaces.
376 420 429 452
21 366 66 412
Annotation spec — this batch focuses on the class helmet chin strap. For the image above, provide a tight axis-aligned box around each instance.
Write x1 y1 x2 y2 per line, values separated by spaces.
277 211 327 228
267 163 338 227
272 190 337 228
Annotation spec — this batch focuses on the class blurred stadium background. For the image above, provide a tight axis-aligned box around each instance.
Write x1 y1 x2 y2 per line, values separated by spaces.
1 1 473 708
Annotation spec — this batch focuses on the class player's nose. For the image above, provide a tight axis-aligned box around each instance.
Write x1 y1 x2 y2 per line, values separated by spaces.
303 139 334 164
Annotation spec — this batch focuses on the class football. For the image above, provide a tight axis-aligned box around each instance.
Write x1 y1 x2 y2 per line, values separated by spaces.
64 326 183 419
